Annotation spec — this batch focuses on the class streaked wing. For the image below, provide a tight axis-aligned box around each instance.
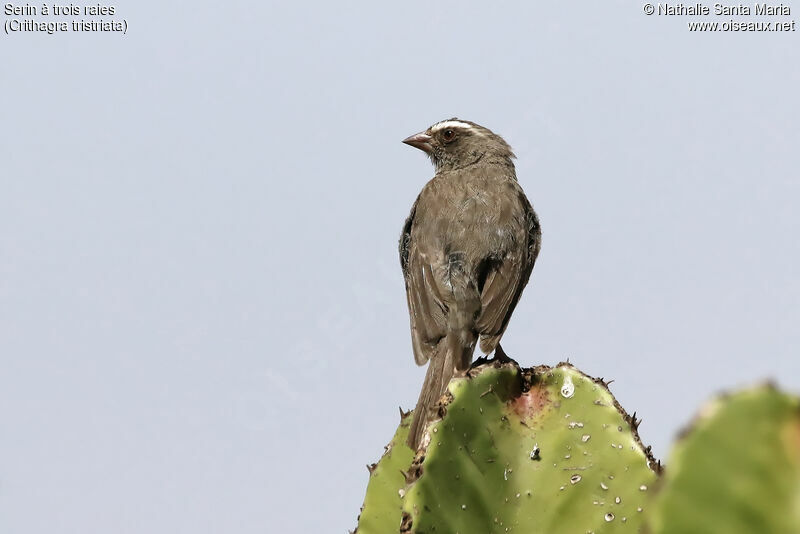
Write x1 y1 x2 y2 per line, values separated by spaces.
476 195 541 350
400 201 447 364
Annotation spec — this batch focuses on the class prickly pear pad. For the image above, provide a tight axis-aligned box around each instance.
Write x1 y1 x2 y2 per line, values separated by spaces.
647 386 800 534
401 362 659 533
357 410 415 534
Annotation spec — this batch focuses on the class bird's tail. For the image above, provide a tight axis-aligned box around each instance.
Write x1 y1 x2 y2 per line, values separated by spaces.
407 275 479 449
407 340 455 449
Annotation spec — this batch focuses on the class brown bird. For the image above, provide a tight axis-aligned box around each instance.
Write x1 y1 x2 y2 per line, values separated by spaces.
400 119 541 449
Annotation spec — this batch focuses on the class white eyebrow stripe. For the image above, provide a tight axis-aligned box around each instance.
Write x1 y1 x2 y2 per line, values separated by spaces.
431 120 474 132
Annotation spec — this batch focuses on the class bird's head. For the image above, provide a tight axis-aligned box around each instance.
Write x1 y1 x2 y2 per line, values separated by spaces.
402 118 515 173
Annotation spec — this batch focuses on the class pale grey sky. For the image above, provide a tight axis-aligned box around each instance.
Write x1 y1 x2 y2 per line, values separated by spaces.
1 2 798 533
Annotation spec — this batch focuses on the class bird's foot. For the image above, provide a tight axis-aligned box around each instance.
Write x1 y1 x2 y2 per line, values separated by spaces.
469 354 491 369
492 343 513 364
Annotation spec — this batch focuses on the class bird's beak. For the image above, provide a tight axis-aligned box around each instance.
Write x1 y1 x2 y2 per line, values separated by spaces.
402 131 433 154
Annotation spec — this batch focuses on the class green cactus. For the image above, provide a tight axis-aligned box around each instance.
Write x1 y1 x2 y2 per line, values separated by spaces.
646 385 800 534
356 361 800 533
357 361 660 533
357 410 415 533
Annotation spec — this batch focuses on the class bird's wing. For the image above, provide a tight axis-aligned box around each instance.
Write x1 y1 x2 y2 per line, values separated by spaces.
400 200 447 365
476 194 541 351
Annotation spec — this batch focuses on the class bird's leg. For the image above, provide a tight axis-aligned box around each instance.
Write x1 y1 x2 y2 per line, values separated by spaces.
493 343 513 363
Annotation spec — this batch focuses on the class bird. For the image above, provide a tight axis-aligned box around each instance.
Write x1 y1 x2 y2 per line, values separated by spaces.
399 118 541 449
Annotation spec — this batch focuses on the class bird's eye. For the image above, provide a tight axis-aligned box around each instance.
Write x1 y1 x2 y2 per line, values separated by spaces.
443 129 455 141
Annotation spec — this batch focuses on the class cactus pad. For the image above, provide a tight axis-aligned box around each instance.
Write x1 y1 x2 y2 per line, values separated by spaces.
357 411 416 533
398 361 660 533
647 385 800 534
